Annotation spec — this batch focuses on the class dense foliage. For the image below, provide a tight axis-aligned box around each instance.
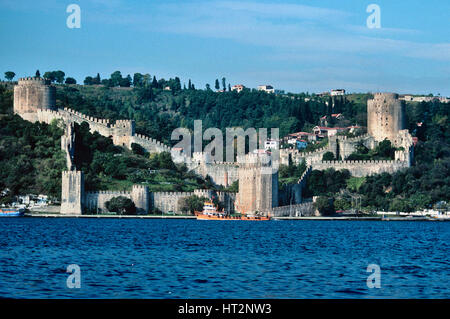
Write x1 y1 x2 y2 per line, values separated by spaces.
346 139 397 161
304 100 450 212
72 121 213 192
104 196 136 215
1 72 449 212
0 115 66 202
54 81 367 147
177 195 208 215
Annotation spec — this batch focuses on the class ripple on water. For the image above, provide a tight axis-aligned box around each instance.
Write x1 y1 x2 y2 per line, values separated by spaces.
0 219 448 298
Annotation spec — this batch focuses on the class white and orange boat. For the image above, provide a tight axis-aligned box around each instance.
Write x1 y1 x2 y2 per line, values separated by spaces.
195 201 270 221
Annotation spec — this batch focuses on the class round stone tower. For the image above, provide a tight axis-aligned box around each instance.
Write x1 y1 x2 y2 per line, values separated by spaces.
14 77 56 122
367 92 405 143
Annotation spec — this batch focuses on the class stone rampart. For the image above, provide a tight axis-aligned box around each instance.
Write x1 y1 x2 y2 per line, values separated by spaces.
84 190 132 214
311 159 408 177
271 202 314 217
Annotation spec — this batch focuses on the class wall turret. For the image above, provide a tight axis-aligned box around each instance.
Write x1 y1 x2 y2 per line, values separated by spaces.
61 170 84 215
112 119 135 148
131 184 149 214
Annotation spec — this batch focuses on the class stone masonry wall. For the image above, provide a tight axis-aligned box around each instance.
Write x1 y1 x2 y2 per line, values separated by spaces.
311 159 408 177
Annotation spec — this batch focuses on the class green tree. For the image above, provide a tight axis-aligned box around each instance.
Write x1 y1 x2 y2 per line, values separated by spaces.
133 73 143 87
4 71 15 81
120 75 132 87
94 73 101 85
84 76 93 85
54 70 65 84
151 76 158 88
178 195 208 215
65 77 77 84
215 79 220 90
105 196 136 215
35 70 40 77
43 71 56 83
110 71 123 87
131 143 148 156
314 196 335 215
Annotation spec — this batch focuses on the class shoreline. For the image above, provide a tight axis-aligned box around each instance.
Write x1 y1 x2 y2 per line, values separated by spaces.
22 213 449 221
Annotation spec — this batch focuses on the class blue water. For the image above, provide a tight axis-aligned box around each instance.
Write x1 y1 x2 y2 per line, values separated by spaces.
0 218 448 298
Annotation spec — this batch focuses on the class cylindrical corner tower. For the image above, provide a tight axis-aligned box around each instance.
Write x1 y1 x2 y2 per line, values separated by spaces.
13 77 56 122
367 92 405 143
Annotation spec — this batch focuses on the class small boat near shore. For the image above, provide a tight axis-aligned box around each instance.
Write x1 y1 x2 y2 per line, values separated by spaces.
0 208 25 217
195 201 270 221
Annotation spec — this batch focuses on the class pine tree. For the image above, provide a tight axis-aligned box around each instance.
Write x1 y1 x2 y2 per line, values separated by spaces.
152 76 158 88
215 79 220 90
222 77 226 91
35 70 40 77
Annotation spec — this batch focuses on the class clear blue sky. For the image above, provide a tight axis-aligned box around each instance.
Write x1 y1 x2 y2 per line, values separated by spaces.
1 0 449 95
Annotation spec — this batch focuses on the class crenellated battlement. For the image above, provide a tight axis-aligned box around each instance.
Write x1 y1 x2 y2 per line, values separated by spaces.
18 77 50 85
314 159 398 165
86 190 131 195
285 145 330 157
338 133 370 142
372 92 399 100
62 107 112 126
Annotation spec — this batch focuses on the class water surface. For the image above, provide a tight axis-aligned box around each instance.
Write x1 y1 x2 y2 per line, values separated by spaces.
0 218 448 298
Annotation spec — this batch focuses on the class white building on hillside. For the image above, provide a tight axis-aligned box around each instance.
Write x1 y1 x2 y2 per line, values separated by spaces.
258 85 274 93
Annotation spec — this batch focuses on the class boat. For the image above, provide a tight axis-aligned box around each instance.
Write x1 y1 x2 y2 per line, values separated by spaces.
195 201 270 221
0 208 25 217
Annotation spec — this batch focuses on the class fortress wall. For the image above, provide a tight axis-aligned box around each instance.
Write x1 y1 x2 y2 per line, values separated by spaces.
311 160 409 177
130 134 172 154
202 164 239 187
187 160 240 187
59 108 113 137
281 145 332 166
84 190 132 214
193 189 237 212
151 191 194 214
337 134 375 159
271 202 314 217
281 134 376 164
278 165 311 206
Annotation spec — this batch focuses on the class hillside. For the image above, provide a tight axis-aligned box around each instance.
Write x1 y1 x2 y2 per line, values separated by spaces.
54 84 367 144
1 79 449 211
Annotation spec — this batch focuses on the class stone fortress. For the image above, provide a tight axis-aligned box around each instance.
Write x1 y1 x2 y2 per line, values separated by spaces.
13 77 414 216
